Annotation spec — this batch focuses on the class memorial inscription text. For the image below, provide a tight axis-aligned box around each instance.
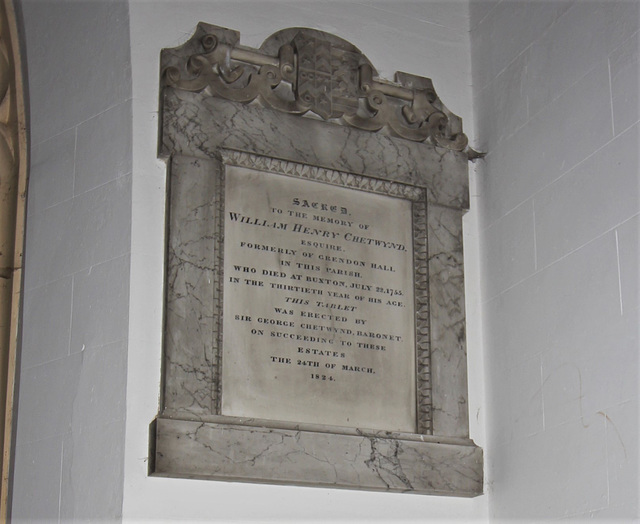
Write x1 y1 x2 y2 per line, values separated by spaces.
221 165 418 432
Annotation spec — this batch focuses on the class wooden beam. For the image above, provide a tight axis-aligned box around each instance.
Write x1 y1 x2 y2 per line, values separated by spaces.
0 0 28 518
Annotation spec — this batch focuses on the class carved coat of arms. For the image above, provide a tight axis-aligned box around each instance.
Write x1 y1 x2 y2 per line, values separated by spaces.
293 34 360 119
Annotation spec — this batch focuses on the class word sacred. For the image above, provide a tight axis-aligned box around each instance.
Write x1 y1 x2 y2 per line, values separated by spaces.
292 198 348 215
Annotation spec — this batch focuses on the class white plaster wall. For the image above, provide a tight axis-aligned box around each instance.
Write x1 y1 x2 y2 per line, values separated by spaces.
470 0 639 519
124 1 486 522
12 0 132 520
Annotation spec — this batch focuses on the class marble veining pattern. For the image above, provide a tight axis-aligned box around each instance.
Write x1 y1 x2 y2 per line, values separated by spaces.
428 205 468 437
162 90 469 210
164 156 220 416
155 22 481 496
153 418 482 496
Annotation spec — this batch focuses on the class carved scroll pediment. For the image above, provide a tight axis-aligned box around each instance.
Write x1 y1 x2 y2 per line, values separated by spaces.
161 23 468 151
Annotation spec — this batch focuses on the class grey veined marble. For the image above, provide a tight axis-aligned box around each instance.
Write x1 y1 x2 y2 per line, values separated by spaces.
152 418 482 496
152 22 482 496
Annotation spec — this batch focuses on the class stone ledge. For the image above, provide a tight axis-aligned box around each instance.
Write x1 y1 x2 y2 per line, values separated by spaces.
150 417 483 496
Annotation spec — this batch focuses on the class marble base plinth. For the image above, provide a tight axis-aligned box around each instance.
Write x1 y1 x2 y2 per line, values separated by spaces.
151 417 483 496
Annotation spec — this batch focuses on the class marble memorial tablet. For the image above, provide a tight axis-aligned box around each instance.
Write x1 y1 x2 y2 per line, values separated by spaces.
151 22 483 497
221 165 416 432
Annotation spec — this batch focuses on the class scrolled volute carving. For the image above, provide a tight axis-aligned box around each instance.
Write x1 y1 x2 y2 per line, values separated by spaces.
162 23 468 151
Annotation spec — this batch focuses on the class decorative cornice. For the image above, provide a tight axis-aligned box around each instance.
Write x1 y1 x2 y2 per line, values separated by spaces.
162 23 468 151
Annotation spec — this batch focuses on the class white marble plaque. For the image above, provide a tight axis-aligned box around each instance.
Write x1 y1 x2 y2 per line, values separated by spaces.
221 165 417 432
155 24 482 495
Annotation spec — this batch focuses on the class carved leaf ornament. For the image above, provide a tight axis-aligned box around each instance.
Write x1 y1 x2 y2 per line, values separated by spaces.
162 24 468 150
